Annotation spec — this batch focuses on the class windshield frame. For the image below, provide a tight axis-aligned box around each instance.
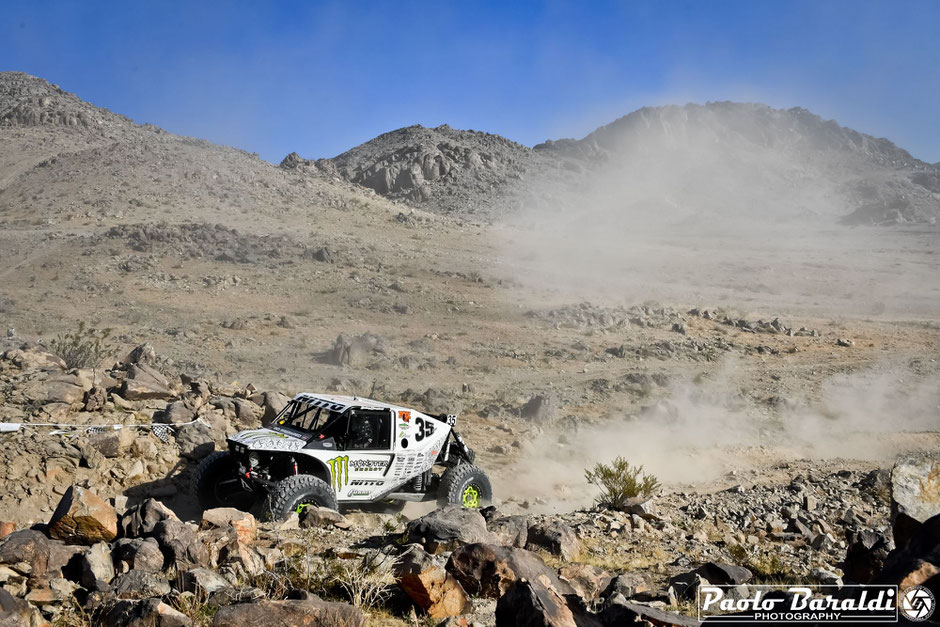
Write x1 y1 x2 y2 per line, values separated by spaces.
271 399 340 435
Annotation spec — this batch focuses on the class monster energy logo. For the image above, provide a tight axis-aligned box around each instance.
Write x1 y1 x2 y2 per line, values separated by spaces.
328 455 349 491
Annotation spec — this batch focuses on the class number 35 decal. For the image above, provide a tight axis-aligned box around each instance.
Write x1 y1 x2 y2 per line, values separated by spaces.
414 417 436 442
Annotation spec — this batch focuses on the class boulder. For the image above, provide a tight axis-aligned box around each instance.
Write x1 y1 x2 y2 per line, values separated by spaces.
113 570 172 599
232 399 260 424
598 600 701 627
0 530 50 583
446 543 575 599
84 385 108 411
602 572 651 601
150 520 209 568
48 486 118 545
121 363 174 400
88 428 135 458
329 333 385 367
182 375 211 402
126 343 156 365
622 498 660 519
0 523 15 540
488 515 529 548
217 538 265 579
25 577 76 605
526 519 581 561
99 598 191 627
259 391 291 425
0 588 46 627
494 575 600 627
694 562 752 585
120 499 180 538
46 539 87 579
80 541 115 591
299 507 348 529
200 508 258 545
668 571 709 601
175 422 216 460
842 529 891 584
113 538 165 574
558 563 613 602
211 599 365 626
343 512 401 533
199 527 239 569
42 374 88 404
156 401 195 425
874 513 940 594
892 454 940 545
407 506 492 554
393 544 469 619
520 394 558 422
181 567 232 595
3 347 65 372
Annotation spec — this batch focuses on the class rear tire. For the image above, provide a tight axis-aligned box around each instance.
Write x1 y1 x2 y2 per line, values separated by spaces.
437 464 492 508
193 451 256 511
265 474 338 520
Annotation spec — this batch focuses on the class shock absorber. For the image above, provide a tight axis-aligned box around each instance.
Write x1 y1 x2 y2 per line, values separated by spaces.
290 456 298 476
410 469 431 492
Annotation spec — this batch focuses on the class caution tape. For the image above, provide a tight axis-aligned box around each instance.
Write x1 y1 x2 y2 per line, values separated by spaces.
0 417 206 443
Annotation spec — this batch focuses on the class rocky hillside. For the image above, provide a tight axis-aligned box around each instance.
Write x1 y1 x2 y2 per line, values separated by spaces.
1 342 940 626
0 72 384 230
281 123 565 217
285 101 940 224
0 72 134 132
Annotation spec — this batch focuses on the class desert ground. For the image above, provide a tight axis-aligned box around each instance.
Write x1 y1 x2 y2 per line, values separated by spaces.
0 72 938 625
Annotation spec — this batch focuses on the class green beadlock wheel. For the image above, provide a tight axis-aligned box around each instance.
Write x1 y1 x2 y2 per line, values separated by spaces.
438 463 492 508
462 484 481 508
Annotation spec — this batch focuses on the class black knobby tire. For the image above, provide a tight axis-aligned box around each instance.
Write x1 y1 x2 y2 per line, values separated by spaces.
437 464 493 508
265 474 338 520
193 451 256 511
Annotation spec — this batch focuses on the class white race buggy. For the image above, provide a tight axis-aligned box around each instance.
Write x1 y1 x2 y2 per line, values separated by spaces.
192 393 492 519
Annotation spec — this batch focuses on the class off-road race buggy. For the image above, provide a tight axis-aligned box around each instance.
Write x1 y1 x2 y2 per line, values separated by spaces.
193 393 492 519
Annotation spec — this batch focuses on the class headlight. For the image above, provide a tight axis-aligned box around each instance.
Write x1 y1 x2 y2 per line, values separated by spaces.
247 452 261 468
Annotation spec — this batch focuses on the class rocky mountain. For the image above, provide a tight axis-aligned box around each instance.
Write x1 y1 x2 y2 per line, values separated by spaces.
4 71 936 225
280 123 563 217
0 72 376 230
285 101 940 224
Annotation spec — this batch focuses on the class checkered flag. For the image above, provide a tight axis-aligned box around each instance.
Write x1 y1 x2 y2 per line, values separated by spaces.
85 426 110 436
151 424 173 443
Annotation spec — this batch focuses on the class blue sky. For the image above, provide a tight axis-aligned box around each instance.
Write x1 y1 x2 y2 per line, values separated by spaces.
2 1 938 163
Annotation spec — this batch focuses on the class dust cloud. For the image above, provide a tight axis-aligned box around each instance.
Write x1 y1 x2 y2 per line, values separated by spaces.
491 105 940 511
498 362 940 513
495 105 940 318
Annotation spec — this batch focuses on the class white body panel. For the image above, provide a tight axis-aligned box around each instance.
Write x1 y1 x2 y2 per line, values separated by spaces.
228 394 452 502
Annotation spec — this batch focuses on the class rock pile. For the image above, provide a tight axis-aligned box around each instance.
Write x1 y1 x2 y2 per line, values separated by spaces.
282 124 549 216
0 344 272 524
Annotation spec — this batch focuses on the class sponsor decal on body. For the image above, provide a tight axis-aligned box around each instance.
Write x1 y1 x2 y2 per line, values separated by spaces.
328 455 349 491
328 456 389 491
231 429 305 451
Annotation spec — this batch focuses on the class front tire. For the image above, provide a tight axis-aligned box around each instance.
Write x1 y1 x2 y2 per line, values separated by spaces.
437 464 492 508
265 474 338 520
193 451 256 511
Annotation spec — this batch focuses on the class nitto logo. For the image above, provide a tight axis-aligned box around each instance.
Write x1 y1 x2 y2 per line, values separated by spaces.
328 455 349 491
901 586 935 622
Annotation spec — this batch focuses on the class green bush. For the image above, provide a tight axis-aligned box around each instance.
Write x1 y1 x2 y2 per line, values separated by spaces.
49 321 113 369
585 457 660 509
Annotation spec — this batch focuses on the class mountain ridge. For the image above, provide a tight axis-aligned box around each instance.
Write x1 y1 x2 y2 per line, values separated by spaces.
1 72 937 224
